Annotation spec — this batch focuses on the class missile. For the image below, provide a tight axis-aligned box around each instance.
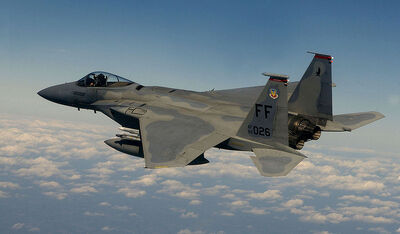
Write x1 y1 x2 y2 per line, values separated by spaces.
119 127 140 136
116 133 141 141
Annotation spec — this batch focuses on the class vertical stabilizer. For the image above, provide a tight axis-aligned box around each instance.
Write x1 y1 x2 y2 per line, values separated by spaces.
237 73 289 146
288 52 333 120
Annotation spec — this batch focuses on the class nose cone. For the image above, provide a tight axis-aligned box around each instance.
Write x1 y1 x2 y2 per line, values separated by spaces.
37 83 76 106
37 86 59 103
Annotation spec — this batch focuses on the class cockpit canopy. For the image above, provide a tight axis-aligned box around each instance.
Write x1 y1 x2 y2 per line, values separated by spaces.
77 71 134 87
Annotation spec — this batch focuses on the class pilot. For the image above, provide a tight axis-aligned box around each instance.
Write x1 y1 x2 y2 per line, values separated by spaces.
96 73 106 87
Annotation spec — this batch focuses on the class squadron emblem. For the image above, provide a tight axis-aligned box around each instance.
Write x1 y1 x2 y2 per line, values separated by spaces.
269 88 278 99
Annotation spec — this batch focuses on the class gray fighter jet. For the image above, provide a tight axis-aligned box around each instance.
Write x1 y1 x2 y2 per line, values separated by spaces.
38 52 384 177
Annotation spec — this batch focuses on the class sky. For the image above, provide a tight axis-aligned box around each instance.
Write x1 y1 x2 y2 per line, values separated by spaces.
0 0 399 233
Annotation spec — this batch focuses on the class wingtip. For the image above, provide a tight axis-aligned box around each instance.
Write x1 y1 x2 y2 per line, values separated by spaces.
370 111 385 119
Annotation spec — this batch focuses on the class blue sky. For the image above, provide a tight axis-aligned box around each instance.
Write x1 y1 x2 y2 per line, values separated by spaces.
0 1 399 233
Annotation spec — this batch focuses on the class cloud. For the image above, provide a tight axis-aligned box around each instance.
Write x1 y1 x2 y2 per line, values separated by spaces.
1 115 400 233
38 181 60 188
70 185 98 194
229 200 249 208
247 190 281 200
15 157 67 178
12 223 24 230
0 182 19 189
338 195 398 207
243 207 267 215
43 191 67 200
101 226 115 231
177 229 205 234
0 190 9 198
130 174 158 186
112 205 131 211
180 212 198 218
352 215 394 224
28 227 40 232
84 211 105 216
368 227 391 234
158 180 200 200
189 200 202 205
117 188 146 198
202 185 229 196
283 199 304 208
290 206 349 224
220 211 235 216
99 202 111 206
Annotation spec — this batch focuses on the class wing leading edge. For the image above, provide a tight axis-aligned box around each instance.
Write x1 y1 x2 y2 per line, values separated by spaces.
138 106 229 168
321 111 384 132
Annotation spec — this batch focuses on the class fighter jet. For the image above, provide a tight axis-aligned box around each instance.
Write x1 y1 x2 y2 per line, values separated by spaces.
38 52 384 177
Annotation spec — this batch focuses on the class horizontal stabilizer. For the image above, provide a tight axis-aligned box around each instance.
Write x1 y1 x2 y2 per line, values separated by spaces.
321 111 384 132
251 145 306 177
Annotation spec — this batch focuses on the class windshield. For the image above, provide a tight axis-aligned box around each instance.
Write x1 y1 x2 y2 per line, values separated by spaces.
77 71 134 87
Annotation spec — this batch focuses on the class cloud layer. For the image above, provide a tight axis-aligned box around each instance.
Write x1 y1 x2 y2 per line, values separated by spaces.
0 115 399 233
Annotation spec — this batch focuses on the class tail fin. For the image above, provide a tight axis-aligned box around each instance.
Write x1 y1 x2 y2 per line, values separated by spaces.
237 73 289 146
288 52 333 120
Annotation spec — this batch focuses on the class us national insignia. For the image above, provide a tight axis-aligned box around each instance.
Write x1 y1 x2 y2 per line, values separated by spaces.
269 88 278 99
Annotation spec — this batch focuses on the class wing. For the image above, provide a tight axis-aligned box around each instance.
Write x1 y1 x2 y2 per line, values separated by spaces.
321 111 384 132
110 103 229 168
251 144 307 177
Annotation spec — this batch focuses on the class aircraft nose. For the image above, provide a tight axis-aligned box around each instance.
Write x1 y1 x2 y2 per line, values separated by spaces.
37 86 56 101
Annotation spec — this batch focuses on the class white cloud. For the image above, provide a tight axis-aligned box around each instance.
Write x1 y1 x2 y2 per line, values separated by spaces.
157 180 200 200
12 223 24 230
283 199 304 208
247 189 281 200
339 195 399 207
368 227 391 234
290 206 349 224
0 156 17 165
43 191 67 200
28 227 40 232
99 202 111 206
0 190 8 198
202 185 229 196
1 116 400 233
84 211 105 216
221 193 236 200
177 229 205 234
117 188 146 198
180 212 198 218
220 211 235 216
101 226 115 231
130 174 158 186
112 205 131 211
70 185 98 194
244 207 267 215
229 200 249 208
38 181 60 188
352 215 394 224
87 167 114 176
15 157 66 178
0 182 19 189
189 200 202 205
